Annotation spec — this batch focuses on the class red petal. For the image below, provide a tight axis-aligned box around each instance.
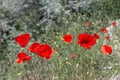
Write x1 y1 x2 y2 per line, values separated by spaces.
17 52 27 59
52 50 56 53
101 28 108 33
106 36 110 40
77 33 97 50
14 33 30 47
16 52 32 63
84 21 91 27
22 56 32 62
101 45 112 55
62 34 73 43
71 54 77 58
112 21 116 27
94 33 99 39
28 42 40 53
36 44 53 60
16 59 22 64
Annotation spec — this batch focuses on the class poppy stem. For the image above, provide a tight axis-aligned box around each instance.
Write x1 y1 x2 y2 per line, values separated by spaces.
23 63 29 79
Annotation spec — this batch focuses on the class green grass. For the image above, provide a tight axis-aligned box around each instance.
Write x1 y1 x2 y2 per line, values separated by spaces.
0 0 120 80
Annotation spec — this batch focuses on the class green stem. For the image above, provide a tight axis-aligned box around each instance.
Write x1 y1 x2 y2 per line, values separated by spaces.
24 63 29 80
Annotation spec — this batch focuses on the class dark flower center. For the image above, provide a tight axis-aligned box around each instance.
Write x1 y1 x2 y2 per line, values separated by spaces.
83 39 90 44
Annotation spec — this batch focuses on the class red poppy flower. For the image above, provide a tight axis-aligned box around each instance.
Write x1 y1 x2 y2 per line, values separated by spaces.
16 52 32 64
71 53 77 59
94 33 99 39
35 44 55 60
84 21 91 27
101 45 112 55
77 33 97 50
28 42 40 53
112 21 116 27
101 28 108 33
62 34 73 43
105 36 110 40
14 33 30 47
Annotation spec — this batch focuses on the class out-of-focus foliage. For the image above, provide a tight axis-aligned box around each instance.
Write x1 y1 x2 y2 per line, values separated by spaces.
0 0 25 14
39 0 62 20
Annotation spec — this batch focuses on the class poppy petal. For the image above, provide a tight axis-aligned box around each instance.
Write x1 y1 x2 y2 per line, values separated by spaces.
77 33 97 50
16 59 22 63
101 28 108 33
16 52 32 64
28 42 40 53
62 34 73 43
15 33 30 47
36 44 54 60
101 45 112 55
112 21 116 27
84 21 91 27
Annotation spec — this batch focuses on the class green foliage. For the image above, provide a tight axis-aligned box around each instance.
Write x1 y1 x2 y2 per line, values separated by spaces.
0 0 25 14
0 0 120 80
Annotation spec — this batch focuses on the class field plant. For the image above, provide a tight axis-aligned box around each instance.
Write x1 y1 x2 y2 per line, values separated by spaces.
0 0 120 80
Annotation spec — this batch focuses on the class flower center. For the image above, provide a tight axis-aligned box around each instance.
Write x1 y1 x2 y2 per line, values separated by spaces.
83 40 89 44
